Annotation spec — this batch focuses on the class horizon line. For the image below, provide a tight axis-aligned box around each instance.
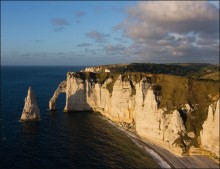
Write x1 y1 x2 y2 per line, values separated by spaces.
1 62 219 67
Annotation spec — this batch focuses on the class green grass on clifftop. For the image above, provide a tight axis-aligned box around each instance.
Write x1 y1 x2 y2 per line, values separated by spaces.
100 63 220 81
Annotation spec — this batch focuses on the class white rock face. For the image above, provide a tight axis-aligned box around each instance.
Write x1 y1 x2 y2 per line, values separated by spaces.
81 66 110 73
62 73 134 122
103 75 135 122
64 73 92 111
49 72 219 157
20 87 40 121
200 100 219 158
135 79 186 154
49 80 67 110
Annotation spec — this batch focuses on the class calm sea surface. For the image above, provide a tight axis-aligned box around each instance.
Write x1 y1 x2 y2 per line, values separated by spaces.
0 66 160 169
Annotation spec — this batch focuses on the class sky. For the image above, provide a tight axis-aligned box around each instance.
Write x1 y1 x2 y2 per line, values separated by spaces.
1 1 219 66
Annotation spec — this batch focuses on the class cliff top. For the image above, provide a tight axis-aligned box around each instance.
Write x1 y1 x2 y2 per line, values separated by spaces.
83 63 219 81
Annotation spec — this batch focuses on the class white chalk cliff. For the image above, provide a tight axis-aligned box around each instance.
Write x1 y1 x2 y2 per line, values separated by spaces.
49 72 219 159
80 66 110 73
20 86 40 121
200 100 219 158
49 81 67 110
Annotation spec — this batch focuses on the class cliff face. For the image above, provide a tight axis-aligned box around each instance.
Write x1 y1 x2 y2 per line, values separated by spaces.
200 100 219 158
49 72 219 159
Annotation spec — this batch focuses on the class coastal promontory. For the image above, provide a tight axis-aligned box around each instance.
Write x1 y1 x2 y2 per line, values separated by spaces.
49 63 219 162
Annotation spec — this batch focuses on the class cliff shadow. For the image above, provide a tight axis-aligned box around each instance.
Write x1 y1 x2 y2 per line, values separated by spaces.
66 89 93 112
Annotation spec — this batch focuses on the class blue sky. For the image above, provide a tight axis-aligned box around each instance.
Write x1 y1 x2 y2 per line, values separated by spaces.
1 1 219 66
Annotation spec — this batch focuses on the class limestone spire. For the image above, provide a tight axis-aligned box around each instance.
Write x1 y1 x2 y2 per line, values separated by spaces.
20 86 40 121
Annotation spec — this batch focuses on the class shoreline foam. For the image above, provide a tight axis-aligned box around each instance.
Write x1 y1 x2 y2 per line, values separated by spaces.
102 116 220 169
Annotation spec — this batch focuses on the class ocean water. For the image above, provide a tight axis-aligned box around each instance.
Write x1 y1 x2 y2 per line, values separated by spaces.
0 66 160 169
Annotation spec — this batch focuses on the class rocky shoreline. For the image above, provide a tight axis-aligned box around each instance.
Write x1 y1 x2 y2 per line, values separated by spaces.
103 115 220 169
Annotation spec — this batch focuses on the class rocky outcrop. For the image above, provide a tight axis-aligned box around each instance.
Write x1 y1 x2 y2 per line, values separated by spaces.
200 100 219 158
49 80 67 110
49 72 219 158
81 66 110 73
20 86 40 121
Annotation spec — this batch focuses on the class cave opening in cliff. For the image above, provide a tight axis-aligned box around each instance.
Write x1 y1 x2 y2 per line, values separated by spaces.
56 93 66 112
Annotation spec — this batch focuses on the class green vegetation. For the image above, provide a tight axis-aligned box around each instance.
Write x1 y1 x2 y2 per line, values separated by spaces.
199 72 219 81
106 74 120 94
152 74 219 128
152 74 189 111
101 63 220 81
188 64 220 80
150 74 219 150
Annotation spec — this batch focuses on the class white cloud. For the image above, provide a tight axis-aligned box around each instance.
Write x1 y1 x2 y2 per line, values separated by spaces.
114 1 219 63
126 1 218 36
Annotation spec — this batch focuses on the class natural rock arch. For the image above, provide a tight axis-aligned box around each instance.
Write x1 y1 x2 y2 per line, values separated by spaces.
49 80 67 110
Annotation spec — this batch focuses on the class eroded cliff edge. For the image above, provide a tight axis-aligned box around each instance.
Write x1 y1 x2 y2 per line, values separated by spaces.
49 72 219 161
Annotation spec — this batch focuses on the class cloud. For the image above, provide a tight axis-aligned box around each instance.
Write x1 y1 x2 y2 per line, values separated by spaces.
35 40 44 43
53 27 64 32
75 11 86 17
112 23 124 32
51 18 69 32
114 1 219 63
75 20 81 24
51 18 69 26
74 11 85 24
84 48 97 55
85 31 110 43
126 1 218 36
114 37 128 43
104 44 126 55
77 43 92 47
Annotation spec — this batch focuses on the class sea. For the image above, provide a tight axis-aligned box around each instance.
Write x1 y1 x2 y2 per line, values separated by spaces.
0 66 161 169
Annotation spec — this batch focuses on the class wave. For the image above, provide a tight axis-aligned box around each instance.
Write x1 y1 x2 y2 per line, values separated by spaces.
105 118 171 168
123 130 171 168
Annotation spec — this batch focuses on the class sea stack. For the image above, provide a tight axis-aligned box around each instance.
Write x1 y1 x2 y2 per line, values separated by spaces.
20 86 40 121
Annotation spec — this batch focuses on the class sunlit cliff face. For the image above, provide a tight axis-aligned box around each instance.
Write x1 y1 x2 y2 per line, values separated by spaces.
49 72 219 159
